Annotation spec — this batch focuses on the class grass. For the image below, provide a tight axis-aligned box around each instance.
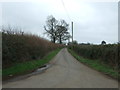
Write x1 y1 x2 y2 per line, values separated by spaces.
68 48 119 80
3 48 61 78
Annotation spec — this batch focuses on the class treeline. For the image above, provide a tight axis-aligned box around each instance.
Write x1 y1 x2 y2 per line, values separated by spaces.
68 44 120 71
2 27 63 69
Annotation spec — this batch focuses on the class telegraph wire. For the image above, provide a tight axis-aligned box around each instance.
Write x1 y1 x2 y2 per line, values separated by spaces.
61 0 72 22
61 0 74 42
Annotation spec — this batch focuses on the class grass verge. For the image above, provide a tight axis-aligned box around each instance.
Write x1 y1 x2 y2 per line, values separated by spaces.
68 48 119 80
3 48 61 79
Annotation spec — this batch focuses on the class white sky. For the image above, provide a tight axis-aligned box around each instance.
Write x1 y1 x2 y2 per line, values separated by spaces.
1 0 119 44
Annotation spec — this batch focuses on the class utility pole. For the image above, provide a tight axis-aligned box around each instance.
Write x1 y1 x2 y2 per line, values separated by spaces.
72 21 73 42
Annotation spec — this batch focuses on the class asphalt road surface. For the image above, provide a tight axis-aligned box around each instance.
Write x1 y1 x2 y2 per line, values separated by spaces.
3 48 119 88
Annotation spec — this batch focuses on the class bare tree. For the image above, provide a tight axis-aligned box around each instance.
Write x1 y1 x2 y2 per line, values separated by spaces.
2 25 24 35
44 15 58 43
56 20 70 44
44 16 71 44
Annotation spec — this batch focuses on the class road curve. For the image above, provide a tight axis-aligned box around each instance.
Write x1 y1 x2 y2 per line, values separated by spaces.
3 48 118 88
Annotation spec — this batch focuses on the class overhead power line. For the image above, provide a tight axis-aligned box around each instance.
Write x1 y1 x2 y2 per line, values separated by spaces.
61 0 74 42
61 0 72 22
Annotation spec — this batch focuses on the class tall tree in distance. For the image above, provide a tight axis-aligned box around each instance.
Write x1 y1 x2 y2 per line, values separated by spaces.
101 40 106 45
56 20 70 44
44 15 71 44
44 15 58 43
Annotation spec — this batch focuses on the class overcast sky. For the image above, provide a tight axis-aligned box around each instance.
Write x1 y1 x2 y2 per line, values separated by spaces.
1 0 118 44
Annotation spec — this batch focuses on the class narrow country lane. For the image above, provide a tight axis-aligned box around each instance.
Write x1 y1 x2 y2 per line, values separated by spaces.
3 48 119 88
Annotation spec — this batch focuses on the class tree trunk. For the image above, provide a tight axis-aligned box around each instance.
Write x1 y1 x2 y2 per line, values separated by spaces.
53 37 56 43
59 36 62 44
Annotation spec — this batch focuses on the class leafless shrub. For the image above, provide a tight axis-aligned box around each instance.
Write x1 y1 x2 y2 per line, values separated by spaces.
2 26 63 68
